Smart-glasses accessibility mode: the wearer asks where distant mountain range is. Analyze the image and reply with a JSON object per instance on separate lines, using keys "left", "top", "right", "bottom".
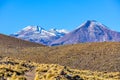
{"left": 11, "top": 20, "right": 120, "bottom": 46}
{"left": 10, "top": 26, "right": 68, "bottom": 45}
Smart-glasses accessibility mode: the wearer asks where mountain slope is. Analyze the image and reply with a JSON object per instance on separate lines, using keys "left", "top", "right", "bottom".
{"left": 51, "top": 20, "right": 120, "bottom": 46}
{"left": 11, "top": 26, "right": 68, "bottom": 46}
{"left": 0, "top": 33, "right": 44, "bottom": 48}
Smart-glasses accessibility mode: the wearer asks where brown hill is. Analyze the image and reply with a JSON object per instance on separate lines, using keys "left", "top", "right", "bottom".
{"left": 0, "top": 33, "right": 45, "bottom": 55}
{"left": 1, "top": 41, "right": 120, "bottom": 72}
{"left": 0, "top": 34, "right": 44, "bottom": 48}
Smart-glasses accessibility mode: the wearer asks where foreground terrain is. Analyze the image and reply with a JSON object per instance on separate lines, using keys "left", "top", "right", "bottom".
{"left": 0, "top": 57, "right": 119, "bottom": 80}
{"left": 0, "top": 34, "right": 120, "bottom": 79}
{"left": 1, "top": 42, "right": 120, "bottom": 72}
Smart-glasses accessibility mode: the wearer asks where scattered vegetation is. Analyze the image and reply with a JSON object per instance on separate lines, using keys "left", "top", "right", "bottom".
{"left": 0, "top": 34, "right": 120, "bottom": 79}
{"left": 1, "top": 42, "right": 120, "bottom": 72}
{"left": 0, "top": 57, "right": 34, "bottom": 80}
{"left": 0, "top": 57, "right": 120, "bottom": 80}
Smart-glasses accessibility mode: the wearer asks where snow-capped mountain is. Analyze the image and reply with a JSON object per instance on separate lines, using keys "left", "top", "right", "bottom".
{"left": 11, "top": 26, "right": 68, "bottom": 45}
{"left": 50, "top": 20, "right": 120, "bottom": 46}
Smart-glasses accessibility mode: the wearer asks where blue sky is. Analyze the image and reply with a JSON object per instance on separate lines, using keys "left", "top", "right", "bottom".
{"left": 0, "top": 0, "right": 120, "bottom": 34}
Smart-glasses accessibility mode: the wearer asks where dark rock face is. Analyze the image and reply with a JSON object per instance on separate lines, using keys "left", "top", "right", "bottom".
{"left": 51, "top": 20, "right": 120, "bottom": 46}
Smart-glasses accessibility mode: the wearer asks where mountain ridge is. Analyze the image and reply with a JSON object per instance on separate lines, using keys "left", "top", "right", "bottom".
{"left": 11, "top": 26, "right": 68, "bottom": 46}
{"left": 10, "top": 20, "right": 120, "bottom": 46}
{"left": 51, "top": 20, "right": 120, "bottom": 46}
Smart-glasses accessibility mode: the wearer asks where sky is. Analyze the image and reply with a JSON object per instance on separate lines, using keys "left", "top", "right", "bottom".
{"left": 0, "top": 0, "right": 120, "bottom": 35}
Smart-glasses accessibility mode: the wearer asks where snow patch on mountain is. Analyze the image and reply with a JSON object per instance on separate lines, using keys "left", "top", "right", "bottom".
{"left": 11, "top": 26, "right": 68, "bottom": 46}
